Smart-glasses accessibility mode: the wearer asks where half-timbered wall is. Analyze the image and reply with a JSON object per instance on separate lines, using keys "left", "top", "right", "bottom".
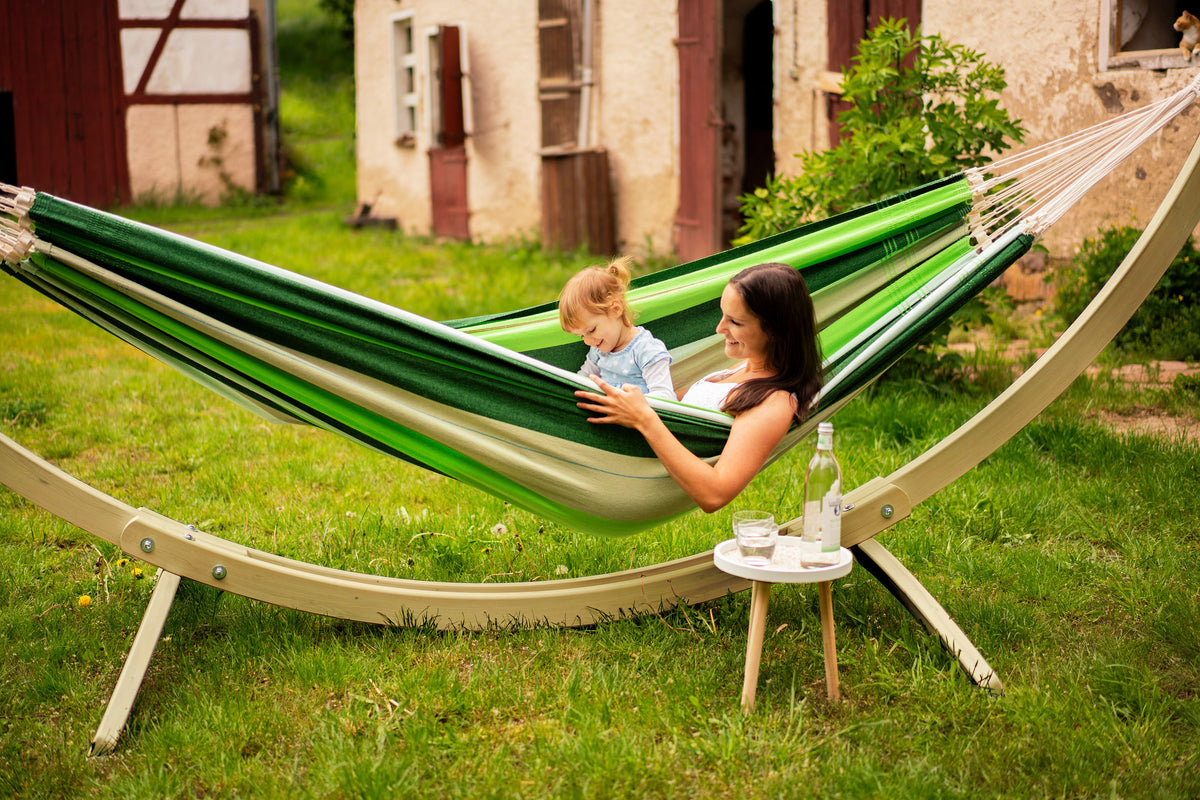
{"left": 0, "top": 0, "right": 276, "bottom": 208}
{"left": 119, "top": 0, "right": 270, "bottom": 203}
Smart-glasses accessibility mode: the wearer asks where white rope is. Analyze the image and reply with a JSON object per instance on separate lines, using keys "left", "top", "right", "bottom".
{"left": 0, "top": 183, "right": 36, "bottom": 264}
{"left": 967, "top": 74, "right": 1200, "bottom": 243}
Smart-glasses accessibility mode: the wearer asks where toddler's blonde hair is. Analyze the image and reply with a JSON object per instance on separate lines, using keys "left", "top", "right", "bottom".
{"left": 558, "top": 256, "right": 635, "bottom": 330}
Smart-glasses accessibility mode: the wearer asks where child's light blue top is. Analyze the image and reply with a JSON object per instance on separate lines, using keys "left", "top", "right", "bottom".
{"left": 579, "top": 327, "right": 674, "bottom": 399}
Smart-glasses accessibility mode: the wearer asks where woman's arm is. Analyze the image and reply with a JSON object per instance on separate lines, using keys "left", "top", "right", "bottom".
{"left": 574, "top": 378, "right": 795, "bottom": 513}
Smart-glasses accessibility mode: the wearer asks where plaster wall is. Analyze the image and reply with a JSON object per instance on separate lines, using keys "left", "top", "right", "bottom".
{"left": 771, "top": 0, "right": 829, "bottom": 177}
{"left": 126, "top": 104, "right": 257, "bottom": 203}
{"left": 591, "top": 2, "right": 680, "bottom": 255}
{"left": 354, "top": 0, "right": 1200, "bottom": 260}
{"left": 355, "top": 0, "right": 681, "bottom": 253}
{"left": 771, "top": 0, "right": 1200, "bottom": 259}
{"left": 924, "top": 0, "right": 1200, "bottom": 256}
{"left": 355, "top": 0, "right": 543, "bottom": 240}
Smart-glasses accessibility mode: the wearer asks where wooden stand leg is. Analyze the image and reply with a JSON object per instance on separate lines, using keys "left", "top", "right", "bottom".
{"left": 818, "top": 580, "right": 840, "bottom": 701}
{"left": 89, "top": 568, "right": 181, "bottom": 757}
{"left": 853, "top": 539, "right": 1003, "bottom": 692}
{"left": 740, "top": 581, "right": 771, "bottom": 714}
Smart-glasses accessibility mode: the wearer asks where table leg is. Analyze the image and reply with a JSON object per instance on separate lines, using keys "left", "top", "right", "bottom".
{"left": 740, "top": 581, "right": 771, "bottom": 713}
{"left": 818, "top": 580, "right": 839, "bottom": 701}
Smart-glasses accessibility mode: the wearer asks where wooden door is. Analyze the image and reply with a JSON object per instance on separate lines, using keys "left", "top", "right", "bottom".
{"left": 537, "top": 0, "right": 613, "bottom": 254}
{"left": 675, "top": 0, "right": 721, "bottom": 263}
{"left": 0, "top": 0, "right": 128, "bottom": 205}
{"left": 826, "top": 0, "right": 921, "bottom": 146}
{"left": 429, "top": 25, "right": 469, "bottom": 239}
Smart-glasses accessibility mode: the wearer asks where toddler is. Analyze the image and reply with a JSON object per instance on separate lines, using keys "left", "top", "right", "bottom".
{"left": 558, "top": 257, "right": 675, "bottom": 400}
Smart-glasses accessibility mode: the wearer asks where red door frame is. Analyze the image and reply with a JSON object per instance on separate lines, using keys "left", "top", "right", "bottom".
{"left": 675, "top": 0, "right": 722, "bottom": 263}
{"left": 429, "top": 25, "right": 469, "bottom": 240}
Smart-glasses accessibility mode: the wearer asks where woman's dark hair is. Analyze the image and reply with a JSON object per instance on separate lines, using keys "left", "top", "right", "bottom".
{"left": 721, "top": 262, "right": 823, "bottom": 423}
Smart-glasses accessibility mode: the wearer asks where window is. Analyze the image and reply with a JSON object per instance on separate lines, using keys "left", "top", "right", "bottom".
{"left": 1100, "top": 0, "right": 1195, "bottom": 70}
{"left": 392, "top": 13, "right": 418, "bottom": 146}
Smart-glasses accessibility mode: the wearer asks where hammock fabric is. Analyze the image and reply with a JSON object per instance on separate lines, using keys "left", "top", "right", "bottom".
{"left": 0, "top": 178, "right": 1029, "bottom": 534}
{"left": 3, "top": 76, "right": 1196, "bottom": 536}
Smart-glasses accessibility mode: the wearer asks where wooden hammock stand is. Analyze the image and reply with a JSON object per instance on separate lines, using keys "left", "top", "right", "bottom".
{"left": 3, "top": 134, "right": 1199, "bottom": 756}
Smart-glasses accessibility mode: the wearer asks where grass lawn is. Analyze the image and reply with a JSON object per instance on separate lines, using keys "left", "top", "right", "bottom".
{"left": 2, "top": 1, "right": 1198, "bottom": 797}
{"left": 3, "top": 217, "right": 1197, "bottom": 797}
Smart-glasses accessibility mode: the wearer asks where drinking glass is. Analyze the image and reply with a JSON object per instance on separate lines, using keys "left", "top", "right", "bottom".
{"left": 733, "top": 510, "right": 777, "bottom": 566}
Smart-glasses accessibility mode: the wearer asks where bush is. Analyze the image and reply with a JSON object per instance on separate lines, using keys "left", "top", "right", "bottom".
{"left": 735, "top": 18, "right": 1026, "bottom": 385}
{"left": 736, "top": 18, "right": 1026, "bottom": 240}
{"left": 1053, "top": 224, "right": 1200, "bottom": 361}
{"left": 318, "top": 0, "right": 354, "bottom": 41}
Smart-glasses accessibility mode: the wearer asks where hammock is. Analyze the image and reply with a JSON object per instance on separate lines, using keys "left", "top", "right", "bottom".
{"left": 0, "top": 180, "right": 1023, "bottom": 534}
{"left": 2, "top": 77, "right": 1198, "bottom": 538}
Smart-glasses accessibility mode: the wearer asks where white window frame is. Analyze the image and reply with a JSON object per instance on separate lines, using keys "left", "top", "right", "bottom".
{"left": 391, "top": 11, "right": 419, "bottom": 147}
{"left": 1099, "top": 0, "right": 1197, "bottom": 71}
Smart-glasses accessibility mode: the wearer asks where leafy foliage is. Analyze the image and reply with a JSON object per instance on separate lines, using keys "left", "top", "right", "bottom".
{"left": 738, "top": 18, "right": 1026, "bottom": 240}
{"left": 316, "top": 0, "right": 355, "bottom": 41}
{"left": 1053, "top": 224, "right": 1200, "bottom": 360}
{"left": 737, "top": 19, "right": 1026, "bottom": 383}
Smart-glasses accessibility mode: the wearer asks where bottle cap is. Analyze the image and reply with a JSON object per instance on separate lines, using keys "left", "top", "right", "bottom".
{"left": 817, "top": 422, "right": 833, "bottom": 435}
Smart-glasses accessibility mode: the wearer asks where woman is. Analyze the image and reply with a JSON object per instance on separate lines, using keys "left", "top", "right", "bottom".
{"left": 574, "top": 262, "right": 822, "bottom": 513}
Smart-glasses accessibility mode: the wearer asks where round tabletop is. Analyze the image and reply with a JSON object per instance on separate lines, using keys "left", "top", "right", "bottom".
{"left": 713, "top": 537, "right": 853, "bottom": 583}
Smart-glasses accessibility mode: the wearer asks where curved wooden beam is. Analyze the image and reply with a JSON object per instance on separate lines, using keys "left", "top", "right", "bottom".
{"left": 0, "top": 430, "right": 747, "bottom": 628}
{"left": 838, "top": 130, "right": 1200, "bottom": 546}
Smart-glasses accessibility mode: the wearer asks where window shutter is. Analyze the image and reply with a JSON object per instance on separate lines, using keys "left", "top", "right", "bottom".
{"left": 431, "top": 25, "right": 466, "bottom": 148}
{"left": 538, "top": 0, "right": 583, "bottom": 151}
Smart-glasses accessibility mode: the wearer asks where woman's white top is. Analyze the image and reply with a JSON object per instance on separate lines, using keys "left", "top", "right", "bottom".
{"left": 679, "top": 365, "right": 744, "bottom": 411}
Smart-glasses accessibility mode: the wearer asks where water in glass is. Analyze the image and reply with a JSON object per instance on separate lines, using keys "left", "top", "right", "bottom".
{"left": 733, "top": 511, "right": 777, "bottom": 566}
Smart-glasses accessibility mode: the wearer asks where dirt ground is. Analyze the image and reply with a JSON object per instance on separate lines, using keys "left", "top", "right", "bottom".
{"left": 954, "top": 337, "right": 1200, "bottom": 442}
{"left": 1087, "top": 360, "right": 1200, "bottom": 443}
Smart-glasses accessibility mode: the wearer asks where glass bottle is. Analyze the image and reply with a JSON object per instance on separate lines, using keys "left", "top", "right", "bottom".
{"left": 801, "top": 422, "right": 842, "bottom": 567}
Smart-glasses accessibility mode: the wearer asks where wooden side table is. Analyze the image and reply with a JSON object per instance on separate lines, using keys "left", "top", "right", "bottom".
{"left": 714, "top": 539, "right": 853, "bottom": 713}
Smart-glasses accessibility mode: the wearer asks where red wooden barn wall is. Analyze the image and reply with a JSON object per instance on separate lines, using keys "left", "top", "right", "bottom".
{"left": 0, "top": 0, "right": 129, "bottom": 206}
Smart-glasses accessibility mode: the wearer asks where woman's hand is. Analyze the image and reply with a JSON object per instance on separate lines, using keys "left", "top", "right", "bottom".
{"left": 576, "top": 377, "right": 795, "bottom": 514}
{"left": 574, "top": 376, "right": 658, "bottom": 430}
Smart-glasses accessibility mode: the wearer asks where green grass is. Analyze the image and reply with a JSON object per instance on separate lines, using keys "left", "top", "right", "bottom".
{"left": 3, "top": 1, "right": 1199, "bottom": 797}
{"left": 3, "top": 212, "right": 1199, "bottom": 799}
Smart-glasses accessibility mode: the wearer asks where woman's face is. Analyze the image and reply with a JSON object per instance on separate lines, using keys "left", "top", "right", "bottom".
{"left": 716, "top": 284, "right": 770, "bottom": 363}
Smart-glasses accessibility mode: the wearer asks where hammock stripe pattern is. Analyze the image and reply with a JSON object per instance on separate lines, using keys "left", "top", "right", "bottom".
{"left": 1, "top": 177, "right": 1031, "bottom": 535}
{"left": 4, "top": 76, "right": 1196, "bottom": 535}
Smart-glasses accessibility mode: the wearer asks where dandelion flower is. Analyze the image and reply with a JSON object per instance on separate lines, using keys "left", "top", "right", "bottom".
{"left": 78, "top": 595, "right": 92, "bottom": 607}
{"left": 491, "top": 523, "right": 508, "bottom": 536}
{"left": 131, "top": 567, "right": 144, "bottom": 579}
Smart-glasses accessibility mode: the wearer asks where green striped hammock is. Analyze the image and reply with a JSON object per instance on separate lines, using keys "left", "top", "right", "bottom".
{"left": 2, "top": 77, "right": 1195, "bottom": 536}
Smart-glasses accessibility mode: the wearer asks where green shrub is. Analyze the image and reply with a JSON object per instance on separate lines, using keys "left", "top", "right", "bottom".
{"left": 736, "top": 18, "right": 1025, "bottom": 240}
{"left": 734, "top": 19, "right": 1026, "bottom": 386}
{"left": 1053, "top": 224, "right": 1200, "bottom": 361}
